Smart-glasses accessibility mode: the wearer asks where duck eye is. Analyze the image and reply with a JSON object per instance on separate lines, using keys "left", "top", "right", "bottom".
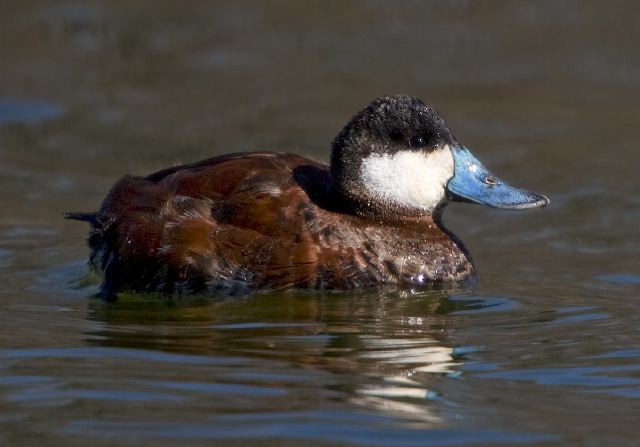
{"left": 409, "top": 135, "right": 427, "bottom": 148}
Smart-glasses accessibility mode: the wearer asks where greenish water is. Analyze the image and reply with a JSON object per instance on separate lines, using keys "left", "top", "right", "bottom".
{"left": 1, "top": 1, "right": 639, "bottom": 446}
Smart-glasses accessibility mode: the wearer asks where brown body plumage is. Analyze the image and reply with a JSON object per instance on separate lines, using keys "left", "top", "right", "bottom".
{"left": 78, "top": 152, "right": 472, "bottom": 296}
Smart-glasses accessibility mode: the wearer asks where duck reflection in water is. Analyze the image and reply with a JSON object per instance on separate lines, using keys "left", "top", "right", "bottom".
{"left": 86, "top": 289, "right": 479, "bottom": 424}
{"left": 68, "top": 95, "right": 548, "bottom": 298}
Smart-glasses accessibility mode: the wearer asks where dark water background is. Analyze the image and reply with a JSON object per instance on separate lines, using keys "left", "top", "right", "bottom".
{"left": 1, "top": 1, "right": 639, "bottom": 446}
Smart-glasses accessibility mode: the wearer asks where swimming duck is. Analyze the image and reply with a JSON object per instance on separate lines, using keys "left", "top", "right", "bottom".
{"left": 67, "top": 95, "right": 548, "bottom": 297}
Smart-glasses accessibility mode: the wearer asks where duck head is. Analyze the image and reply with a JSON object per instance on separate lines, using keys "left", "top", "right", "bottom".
{"left": 330, "top": 95, "right": 549, "bottom": 218}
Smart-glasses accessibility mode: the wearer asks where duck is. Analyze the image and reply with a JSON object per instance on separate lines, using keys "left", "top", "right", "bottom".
{"left": 67, "top": 95, "right": 548, "bottom": 298}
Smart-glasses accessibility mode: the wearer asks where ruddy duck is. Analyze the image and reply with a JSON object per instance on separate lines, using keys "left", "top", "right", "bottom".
{"left": 67, "top": 95, "right": 548, "bottom": 297}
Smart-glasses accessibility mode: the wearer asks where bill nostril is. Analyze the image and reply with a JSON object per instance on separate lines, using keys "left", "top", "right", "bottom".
{"left": 484, "top": 176, "right": 498, "bottom": 185}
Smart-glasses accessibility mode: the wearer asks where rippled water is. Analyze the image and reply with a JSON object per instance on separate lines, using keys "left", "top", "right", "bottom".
{"left": 1, "top": 1, "right": 639, "bottom": 446}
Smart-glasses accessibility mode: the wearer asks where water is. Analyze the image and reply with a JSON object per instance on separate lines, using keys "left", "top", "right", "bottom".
{"left": 1, "top": 1, "right": 639, "bottom": 446}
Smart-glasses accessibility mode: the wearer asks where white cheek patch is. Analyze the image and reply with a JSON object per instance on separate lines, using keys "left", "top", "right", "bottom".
{"left": 360, "top": 146, "right": 455, "bottom": 210}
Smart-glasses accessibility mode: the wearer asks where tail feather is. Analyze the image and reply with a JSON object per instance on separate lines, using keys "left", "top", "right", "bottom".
{"left": 64, "top": 212, "right": 98, "bottom": 225}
